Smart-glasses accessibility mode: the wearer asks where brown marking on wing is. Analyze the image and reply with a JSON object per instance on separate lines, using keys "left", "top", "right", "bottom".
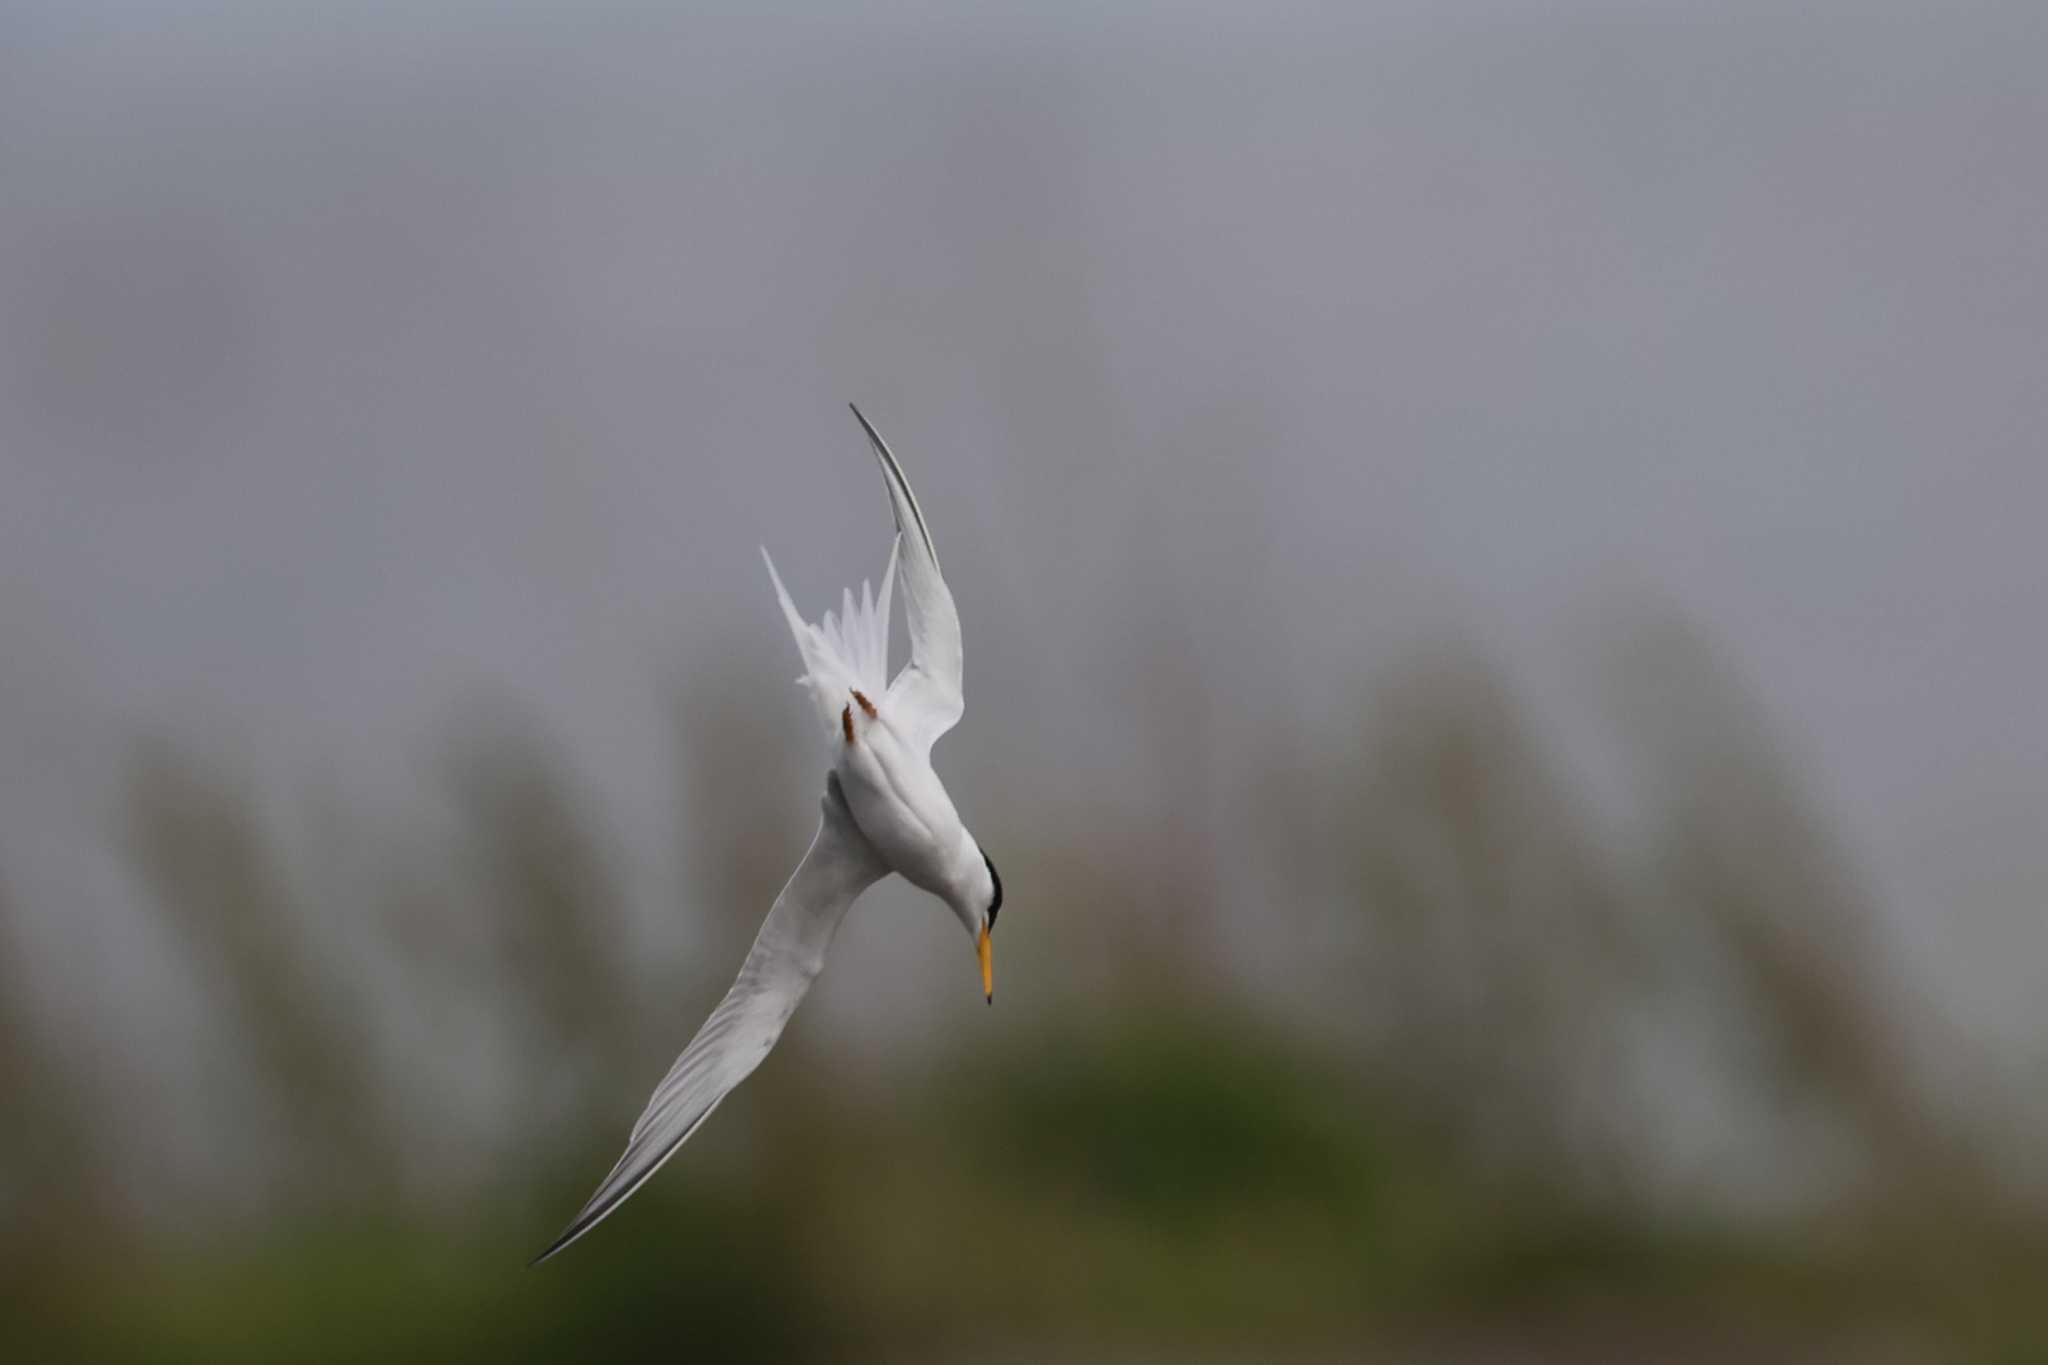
{"left": 851, "top": 689, "right": 877, "bottom": 719}
{"left": 841, "top": 703, "right": 854, "bottom": 744}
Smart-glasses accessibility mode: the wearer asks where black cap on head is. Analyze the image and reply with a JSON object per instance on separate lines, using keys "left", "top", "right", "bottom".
{"left": 982, "top": 849, "right": 1003, "bottom": 929}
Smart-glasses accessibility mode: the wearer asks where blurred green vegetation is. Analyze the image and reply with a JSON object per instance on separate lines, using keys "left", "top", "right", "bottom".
{"left": 2, "top": 627, "right": 2044, "bottom": 1362}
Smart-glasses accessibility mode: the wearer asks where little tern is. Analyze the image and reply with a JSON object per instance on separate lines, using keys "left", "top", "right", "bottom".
{"left": 533, "top": 405, "right": 1002, "bottom": 1263}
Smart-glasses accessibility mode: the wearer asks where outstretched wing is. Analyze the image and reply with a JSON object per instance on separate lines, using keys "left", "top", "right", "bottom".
{"left": 849, "top": 404, "right": 965, "bottom": 754}
{"left": 532, "top": 774, "right": 887, "bottom": 1263}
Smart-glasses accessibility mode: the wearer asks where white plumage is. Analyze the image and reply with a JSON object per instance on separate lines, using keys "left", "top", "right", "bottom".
{"left": 762, "top": 536, "right": 897, "bottom": 735}
{"left": 534, "top": 405, "right": 1002, "bottom": 1263}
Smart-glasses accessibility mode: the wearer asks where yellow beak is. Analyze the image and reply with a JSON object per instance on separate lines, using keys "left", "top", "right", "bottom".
{"left": 976, "top": 922, "right": 993, "bottom": 1004}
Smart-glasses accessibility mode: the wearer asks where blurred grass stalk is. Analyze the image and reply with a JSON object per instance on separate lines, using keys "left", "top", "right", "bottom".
{"left": 1, "top": 620, "right": 2041, "bottom": 1362}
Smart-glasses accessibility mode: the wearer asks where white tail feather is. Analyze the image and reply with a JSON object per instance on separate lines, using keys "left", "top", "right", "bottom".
{"left": 761, "top": 537, "right": 899, "bottom": 737}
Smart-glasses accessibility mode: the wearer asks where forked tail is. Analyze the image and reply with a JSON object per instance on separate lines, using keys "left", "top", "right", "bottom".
{"left": 761, "top": 537, "right": 899, "bottom": 738}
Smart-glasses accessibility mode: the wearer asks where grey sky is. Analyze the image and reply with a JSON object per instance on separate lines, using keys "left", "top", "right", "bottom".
{"left": 2, "top": 1, "right": 2044, "bottom": 1074}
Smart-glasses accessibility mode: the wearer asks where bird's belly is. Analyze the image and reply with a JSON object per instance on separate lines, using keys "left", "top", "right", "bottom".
{"left": 834, "top": 730, "right": 962, "bottom": 896}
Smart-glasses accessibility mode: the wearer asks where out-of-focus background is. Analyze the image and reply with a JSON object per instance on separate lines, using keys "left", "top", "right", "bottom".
{"left": 4, "top": 2, "right": 2046, "bottom": 1360}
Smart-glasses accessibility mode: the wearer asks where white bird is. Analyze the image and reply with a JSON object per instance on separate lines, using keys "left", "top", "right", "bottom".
{"left": 533, "top": 404, "right": 1003, "bottom": 1263}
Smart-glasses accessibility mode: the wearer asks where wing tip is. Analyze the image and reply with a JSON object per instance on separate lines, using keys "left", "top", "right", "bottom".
{"left": 846, "top": 401, "right": 885, "bottom": 460}
{"left": 528, "top": 1176, "right": 632, "bottom": 1267}
{"left": 844, "top": 403, "right": 937, "bottom": 565}
{"left": 529, "top": 1217, "right": 590, "bottom": 1267}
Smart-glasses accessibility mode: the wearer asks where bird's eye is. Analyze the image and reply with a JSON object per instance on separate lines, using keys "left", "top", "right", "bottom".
{"left": 982, "top": 850, "right": 1003, "bottom": 928}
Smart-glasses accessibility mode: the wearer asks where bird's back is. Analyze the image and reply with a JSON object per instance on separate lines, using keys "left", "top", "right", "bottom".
{"left": 835, "top": 694, "right": 974, "bottom": 900}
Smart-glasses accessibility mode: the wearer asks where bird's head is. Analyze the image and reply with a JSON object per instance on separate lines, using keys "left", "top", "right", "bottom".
{"left": 953, "top": 847, "right": 1002, "bottom": 1005}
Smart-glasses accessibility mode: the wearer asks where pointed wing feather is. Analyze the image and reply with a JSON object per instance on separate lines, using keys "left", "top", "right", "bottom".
{"left": 532, "top": 774, "right": 886, "bottom": 1263}
{"left": 848, "top": 404, "right": 965, "bottom": 751}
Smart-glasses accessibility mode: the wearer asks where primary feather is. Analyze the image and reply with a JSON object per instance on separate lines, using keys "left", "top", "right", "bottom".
{"left": 848, "top": 404, "right": 965, "bottom": 753}
{"left": 532, "top": 773, "right": 886, "bottom": 1263}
